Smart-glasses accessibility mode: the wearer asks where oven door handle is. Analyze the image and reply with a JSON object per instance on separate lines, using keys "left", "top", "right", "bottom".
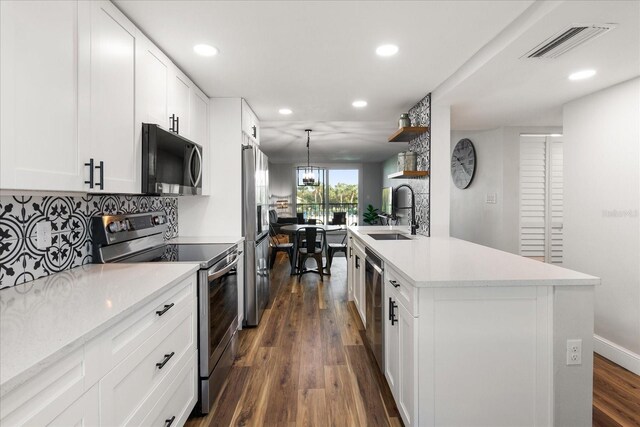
{"left": 207, "top": 255, "right": 239, "bottom": 281}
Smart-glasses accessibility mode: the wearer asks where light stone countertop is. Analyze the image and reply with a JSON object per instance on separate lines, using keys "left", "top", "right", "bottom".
{"left": 0, "top": 263, "right": 200, "bottom": 396}
{"left": 169, "top": 235, "right": 244, "bottom": 245}
{"left": 349, "top": 226, "right": 599, "bottom": 287}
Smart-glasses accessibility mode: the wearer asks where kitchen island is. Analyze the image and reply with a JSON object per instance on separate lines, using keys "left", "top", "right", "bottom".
{"left": 347, "top": 226, "right": 599, "bottom": 427}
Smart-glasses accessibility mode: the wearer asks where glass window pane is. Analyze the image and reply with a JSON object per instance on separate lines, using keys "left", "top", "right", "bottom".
{"left": 328, "top": 169, "right": 358, "bottom": 225}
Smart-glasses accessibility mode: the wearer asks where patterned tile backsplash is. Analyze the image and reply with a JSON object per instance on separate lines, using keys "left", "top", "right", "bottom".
{"left": 408, "top": 93, "right": 431, "bottom": 236}
{"left": 0, "top": 194, "right": 178, "bottom": 289}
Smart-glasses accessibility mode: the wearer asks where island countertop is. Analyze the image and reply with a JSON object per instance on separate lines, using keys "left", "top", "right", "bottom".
{"left": 0, "top": 263, "right": 200, "bottom": 396}
{"left": 348, "top": 226, "right": 599, "bottom": 287}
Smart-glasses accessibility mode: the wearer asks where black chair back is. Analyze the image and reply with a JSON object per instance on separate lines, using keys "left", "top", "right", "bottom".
{"left": 268, "top": 209, "right": 278, "bottom": 225}
{"left": 296, "top": 212, "right": 305, "bottom": 224}
{"left": 307, "top": 219, "right": 317, "bottom": 225}
{"left": 297, "top": 227, "right": 325, "bottom": 254}
{"left": 331, "top": 212, "right": 346, "bottom": 225}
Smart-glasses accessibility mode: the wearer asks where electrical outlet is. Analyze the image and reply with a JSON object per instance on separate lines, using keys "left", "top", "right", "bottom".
{"left": 36, "top": 221, "right": 52, "bottom": 250}
{"left": 566, "top": 339, "right": 582, "bottom": 365}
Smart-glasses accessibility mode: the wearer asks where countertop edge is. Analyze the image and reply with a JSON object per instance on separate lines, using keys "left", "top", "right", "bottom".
{"left": 0, "top": 264, "right": 200, "bottom": 396}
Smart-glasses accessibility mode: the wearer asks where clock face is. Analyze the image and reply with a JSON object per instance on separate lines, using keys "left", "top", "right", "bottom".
{"left": 451, "top": 138, "right": 476, "bottom": 189}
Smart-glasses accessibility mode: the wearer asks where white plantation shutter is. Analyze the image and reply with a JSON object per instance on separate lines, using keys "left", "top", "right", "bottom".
{"left": 549, "top": 139, "right": 563, "bottom": 264}
{"left": 519, "top": 136, "right": 563, "bottom": 264}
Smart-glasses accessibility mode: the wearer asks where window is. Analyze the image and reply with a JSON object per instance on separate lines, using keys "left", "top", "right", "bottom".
{"left": 296, "top": 169, "right": 358, "bottom": 224}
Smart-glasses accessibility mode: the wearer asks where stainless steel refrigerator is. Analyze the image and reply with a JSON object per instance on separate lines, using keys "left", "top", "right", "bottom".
{"left": 242, "top": 144, "right": 270, "bottom": 327}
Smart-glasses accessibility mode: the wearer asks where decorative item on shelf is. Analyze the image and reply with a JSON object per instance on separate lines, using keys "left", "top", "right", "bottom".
{"left": 296, "top": 129, "right": 325, "bottom": 187}
{"left": 398, "top": 113, "right": 411, "bottom": 128}
{"left": 404, "top": 151, "right": 417, "bottom": 171}
{"left": 397, "top": 152, "right": 406, "bottom": 172}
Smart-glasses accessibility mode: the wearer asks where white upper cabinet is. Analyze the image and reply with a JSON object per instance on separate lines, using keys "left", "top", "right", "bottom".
{"left": 0, "top": 0, "right": 85, "bottom": 191}
{"left": 79, "top": 0, "right": 139, "bottom": 194}
{"left": 136, "top": 33, "right": 171, "bottom": 129}
{"left": 0, "top": 0, "right": 209, "bottom": 195}
{"left": 241, "top": 99, "right": 259, "bottom": 144}
{"left": 168, "top": 68, "right": 192, "bottom": 138}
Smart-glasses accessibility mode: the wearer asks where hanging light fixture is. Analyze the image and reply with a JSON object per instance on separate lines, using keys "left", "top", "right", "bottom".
{"left": 297, "top": 129, "right": 325, "bottom": 187}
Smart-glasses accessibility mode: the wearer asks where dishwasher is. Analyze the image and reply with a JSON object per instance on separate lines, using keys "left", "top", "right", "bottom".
{"left": 365, "top": 248, "right": 384, "bottom": 371}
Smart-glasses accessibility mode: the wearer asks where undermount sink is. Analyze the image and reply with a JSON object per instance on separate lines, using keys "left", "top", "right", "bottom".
{"left": 368, "top": 233, "right": 411, "bottom": 241}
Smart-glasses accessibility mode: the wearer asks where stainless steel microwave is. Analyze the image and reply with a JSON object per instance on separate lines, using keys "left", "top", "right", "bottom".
{"left": 142, "top": 123, "right": 203, "bottom": 195}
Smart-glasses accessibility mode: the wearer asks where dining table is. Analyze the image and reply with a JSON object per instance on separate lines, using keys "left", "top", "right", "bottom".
{"left": 278, "top": 224, "right": 347, "bottom": 275}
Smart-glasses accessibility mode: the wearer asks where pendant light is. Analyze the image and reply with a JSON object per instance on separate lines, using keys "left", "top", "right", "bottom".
{"left": 297, "top": 129, "right": 325, "bottom": 187}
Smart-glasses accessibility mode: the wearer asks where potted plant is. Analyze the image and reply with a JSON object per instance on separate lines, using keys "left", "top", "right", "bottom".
{"left": 363, "top": 204, "right": 379, "bottom": 225}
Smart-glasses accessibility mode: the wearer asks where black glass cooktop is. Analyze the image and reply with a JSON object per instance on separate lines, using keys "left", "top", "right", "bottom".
{"left": 119, "top": 243, "right": 236, "bottom": 269}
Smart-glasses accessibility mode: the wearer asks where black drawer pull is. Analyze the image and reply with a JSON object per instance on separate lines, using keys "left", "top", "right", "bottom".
{"left": 156, "top": 352, "right": 175, "bottom": 369}
{"left": 389, "top": 279, "right": 400, "bottom": 288}
{"left": 156, "top": 303, "right": 174, "bottom": 316}
{"left": 164, "top": 416, "right": 176, "bottom": 427}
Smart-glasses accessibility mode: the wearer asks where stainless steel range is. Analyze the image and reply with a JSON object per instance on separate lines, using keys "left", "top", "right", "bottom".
{"left": 92, "top": 211, "right": 240, "bottom": 414}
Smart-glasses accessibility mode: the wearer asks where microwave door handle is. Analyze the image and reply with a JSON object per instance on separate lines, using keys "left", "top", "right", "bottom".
{"left": 193, "top": 147, "right": 203, "bottom": 187}
{"left": 188, "top": 146, "right": 197, "bottom": 187}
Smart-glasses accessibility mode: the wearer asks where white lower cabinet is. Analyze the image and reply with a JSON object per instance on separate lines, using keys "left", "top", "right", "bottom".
{"left": 384, "top": 274, "right": 417, "bottom": 427}
{"left": 0, "top": 274, "right": 198, "bottom": 427}
{"left": 351, "top": 240, "right": 366, "bottom": 326}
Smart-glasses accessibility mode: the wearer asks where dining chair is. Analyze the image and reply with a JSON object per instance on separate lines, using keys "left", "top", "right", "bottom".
{"left": 295, "top": 227, "right": 326, "bottom": 280}
{"left": 269, "top": 223, "right": 294, "bottom": 269}
{"left": 326, "top": 232, "right": 347, "bottom": 273}
{"left": 329, "top": 211, "right": 346, "bottom": 225}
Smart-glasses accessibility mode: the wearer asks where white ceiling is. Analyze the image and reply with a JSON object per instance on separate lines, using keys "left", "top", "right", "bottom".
{"left": 435, "top": 0, "right": 640, "bottom": 130}
{"left": 115, "top": 1, "right": 640, "bottom": 162}
{"left": 115, "top": 0, "right": 533, "bottom": 162}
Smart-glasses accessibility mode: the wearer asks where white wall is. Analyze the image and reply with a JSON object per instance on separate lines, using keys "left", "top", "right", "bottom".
{"left": 360, "top": 162, "right": 382, "bottom": 225}
{"left": 563, "top": 77, "right": 640, "bottom": 374}
{"left": 179, "top": 98, "right": 243, "bottom": 237}
{"left": 450, "top": 126, "right": 561, "bottom": 254}
{"left": 269, "top": 162, "right": 295, "bottom": 216}
{"left": 431, "top": 104, "right": 451, "bottom": 237}
{"left": 382, "top": 154, "right": 409, "bottom": 225}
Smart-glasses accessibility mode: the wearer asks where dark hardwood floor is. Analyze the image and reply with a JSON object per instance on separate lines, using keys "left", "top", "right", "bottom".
{"left": 593, "top": 353, "right": 640, "bottom": 427}
{"left": 187, "top": 254, "right": 401, "bottom": 427}
{"left": 187, "top": 253, "right": 640, "bottom": 427}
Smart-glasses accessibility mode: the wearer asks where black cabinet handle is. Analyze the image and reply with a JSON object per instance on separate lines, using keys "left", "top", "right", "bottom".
{"left": 389, "top": 298, "right": 398, "bottom": 325}
{"left": 175, "top": 116, "right": 179, "bottom": 134}
{"left": 169, "top": 114, "right": 176, "bottom": 132}
{"left": 355, "top": 255, "right": 359, "bottom": 269}
{"left": 164, "top": 416, "right": 176, "bottom": 427}
{"left": 389, "top": 279, "right": 400, "bottom": 288}
{"left": 156, "top": 352, "right": 175, "bottom": 369}
{"left": 84, "top": 158, "right": 94, "bottom": 188}
{"left": 156, "top": 303, "right": 174, "bottom": 316}
{"left": 252, "top": 125, "right": 257, "bottom": 139}
{"left": 95, "top": 161, "right": 104, "bottom": 190}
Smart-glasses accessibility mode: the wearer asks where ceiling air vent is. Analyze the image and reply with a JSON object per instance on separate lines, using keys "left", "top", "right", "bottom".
{"left": 522, "top": 24, "right": 616, "bottom": 59}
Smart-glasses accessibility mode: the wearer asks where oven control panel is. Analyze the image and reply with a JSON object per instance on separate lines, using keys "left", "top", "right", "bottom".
{"left": 105, "top": 213, "right": 167, "bottom": 234}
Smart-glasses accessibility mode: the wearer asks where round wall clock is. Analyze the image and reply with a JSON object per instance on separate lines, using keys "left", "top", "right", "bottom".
{"left": 451, "top": 138, "right": 476, "bottom": 189}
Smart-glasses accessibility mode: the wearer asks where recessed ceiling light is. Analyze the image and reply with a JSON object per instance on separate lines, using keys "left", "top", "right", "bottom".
{"left": 193, "top": 44, "right": 219, "bottom": 57}
{"left": 376, "top": 44, "right": 399, "bottom": 57}
{"left": 568, "top": 69, "right": 596, "bottom": 81}
{"left": 279, "top": 108, "right": 292, "bottom": 115}
{"left": 352, "top": 100, "right": 367, "bottom": 108}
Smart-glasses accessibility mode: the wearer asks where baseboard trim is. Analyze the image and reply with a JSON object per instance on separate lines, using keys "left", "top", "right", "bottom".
{"left": 594, "top": 334, "right": 640, "bottom": 375}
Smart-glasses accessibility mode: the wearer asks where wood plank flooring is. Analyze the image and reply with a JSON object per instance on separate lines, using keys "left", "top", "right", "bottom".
{"left": 187, "top": 254, "right": 401, "bottom": 427}
{"left": 593, "top": 353, "right": 640, "bottom": 427}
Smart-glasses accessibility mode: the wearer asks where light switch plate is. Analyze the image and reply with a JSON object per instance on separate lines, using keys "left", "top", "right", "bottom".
{"left": 36, "top": 221, "right": 52, "bottom": 249}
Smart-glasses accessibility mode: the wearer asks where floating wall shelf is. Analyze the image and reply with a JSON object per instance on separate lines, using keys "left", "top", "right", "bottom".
{"left": 388, "top": 126, "right": 429, "bottom": 142}
{"left": 387, "top": 171, "right": 430, "bottom": 179}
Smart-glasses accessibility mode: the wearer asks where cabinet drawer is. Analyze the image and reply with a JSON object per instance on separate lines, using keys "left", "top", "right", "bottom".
{"left": 99, "top": 302, "right": 196, "bottom": 426}
{"left": 0, "top": 347, "right": 91, "bottom": 426}
{"left": 386, "top": 266, "right": 418, "bottom": 317}
{"left": 141, "top": 352, "right": 197, "bottom": 427}
{"left": 87, "top": 275, "right": 195, "bottom": 378}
